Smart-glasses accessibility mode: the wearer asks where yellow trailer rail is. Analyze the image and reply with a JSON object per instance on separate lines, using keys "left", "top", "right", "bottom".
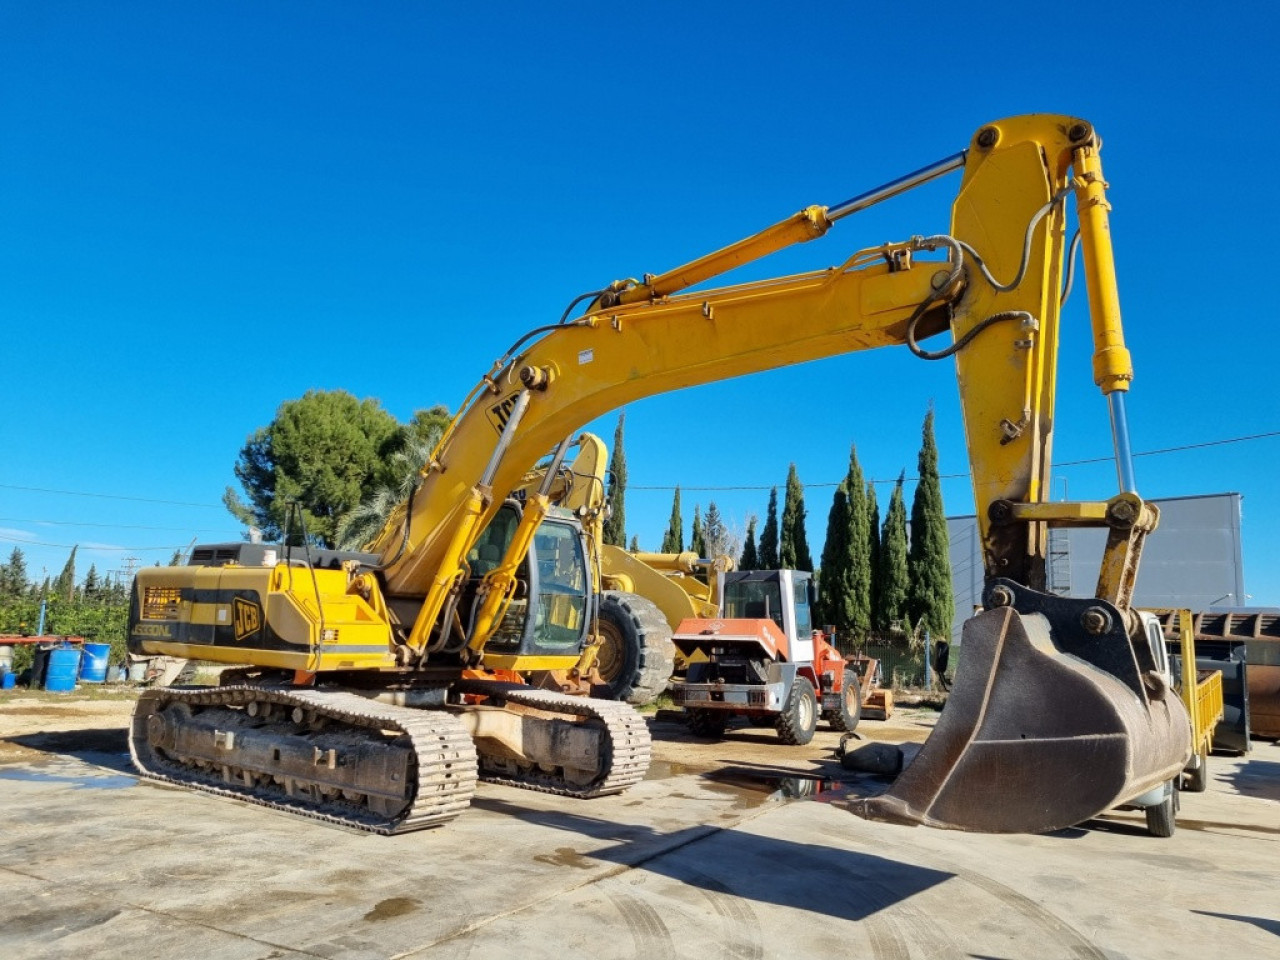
{"left": 1148, "top": 609, "right": 1224, "bottom": 793}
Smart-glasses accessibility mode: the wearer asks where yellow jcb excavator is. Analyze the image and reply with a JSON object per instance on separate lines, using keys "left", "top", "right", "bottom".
{"left": 128, "top": 113, "right": 1191, "bottom": 835}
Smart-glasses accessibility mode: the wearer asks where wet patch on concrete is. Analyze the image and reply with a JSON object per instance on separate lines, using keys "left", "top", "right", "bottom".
{"left": 701, "top": 768, "right": 859, "bottom": 805}
{"left": 363, "top": 897, "right": 421, "bottom": 922}
{"left": 0, "top": 765, "right": 137, "bottom": 790}
{"left": 534, "top": 847, "right": 597, "bottom": 870}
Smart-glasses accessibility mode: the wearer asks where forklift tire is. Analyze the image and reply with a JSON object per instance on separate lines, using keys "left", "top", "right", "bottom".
{"left": 776, "top": 677, "right": 818, "bottom": 746}
{"left": 826, "top": 675, "right": 862, "bottom": 733}
{"left": 1145, "top": 783, "right": 1179, "bottom": 838}
{"left": 594, "top": 591, "right": 675, "bottom": 706}
{"left": 1183, "top": 744, "right": 1209, "bottom": 793}
{"left": 687, "top": 709, "right": 728, "bottom": 739}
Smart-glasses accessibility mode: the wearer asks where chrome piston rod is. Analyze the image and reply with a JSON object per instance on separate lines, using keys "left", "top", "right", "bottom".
{"left": 827, "top": 151, "right": 967, "bottom": 222}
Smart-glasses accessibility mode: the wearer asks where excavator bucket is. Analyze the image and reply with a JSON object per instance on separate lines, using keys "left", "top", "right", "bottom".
{"left": 855, "top": 603, "right": 1191, "bottom": 833}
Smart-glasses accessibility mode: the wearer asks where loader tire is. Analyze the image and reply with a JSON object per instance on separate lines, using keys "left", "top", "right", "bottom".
{"left": 594, "top": 591, "right": 675, "bottom": 706}
{"left": 776, "top": 677, "right": 818, "bottom": 746}
{"left": 687, "top": 709, "right": 728, "bottom": 739}
{"left": 1145, "top": 782, "right": 1179, "bottom": 838}
{"left": 826, "top": 675, "right": 862, "bottom": 733}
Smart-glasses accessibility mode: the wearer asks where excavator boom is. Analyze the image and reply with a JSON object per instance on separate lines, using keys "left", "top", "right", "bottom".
{"left": 363, "top": 113, "right": 1184, "bottom": 832}
{"left": 130, "top": 114, "right": 1190, "bottom": 835}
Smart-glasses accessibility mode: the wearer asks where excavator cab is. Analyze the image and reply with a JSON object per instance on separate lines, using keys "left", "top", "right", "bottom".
{"left": 463, "top": 503, "right": 596, "bottom": 658}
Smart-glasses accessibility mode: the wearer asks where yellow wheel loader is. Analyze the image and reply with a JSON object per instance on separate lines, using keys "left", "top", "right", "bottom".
{"left": 129, "top": 114, "right": 1190, "bottom": 835}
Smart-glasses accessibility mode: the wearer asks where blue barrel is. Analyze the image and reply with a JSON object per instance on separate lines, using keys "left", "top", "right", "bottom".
{"left": 79, "top": 642, "right": 111, "bottom": 683}
{"left": 44, "top": 644, "right": 81, "bottom": 693}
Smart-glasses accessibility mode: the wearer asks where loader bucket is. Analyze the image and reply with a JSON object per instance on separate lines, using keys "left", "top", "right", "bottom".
{"left": 854, "top": 604, "right": 1191, "bottom": 833}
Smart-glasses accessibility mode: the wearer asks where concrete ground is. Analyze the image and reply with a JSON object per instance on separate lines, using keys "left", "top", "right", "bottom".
{"left": 0, "top": 693, "right": 1277, "bottom": 960}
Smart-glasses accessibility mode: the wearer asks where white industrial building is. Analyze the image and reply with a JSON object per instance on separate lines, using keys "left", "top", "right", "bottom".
{"left": 947, "top": 492, "right": 1246, "bottom": 643}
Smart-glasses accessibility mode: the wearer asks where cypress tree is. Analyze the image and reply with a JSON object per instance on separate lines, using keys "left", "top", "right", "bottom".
{"left": 879, "top": 472, "right": 910, "bottom": 634}
{"left": 758, "top": 488, "right": 780, "bottom": 569}
{"left": 844, "top": 446, "right": 872, "bottom": 640}
{"left": 601, "top": 413, "right": 628, "bottom": 547}
{"left": 818, "top": 482, "right": 852, "bottom": 632}
{"left": 908, "top": 409, "right": 953, "bottom": 639}
{"left": 780, "top": 464, "right": 813, "bottom": 572}
{"left": 690, "top": 505, "right": 706, "bottom": 557}
{"left": 739, "top": 516, "right": 759, "bottom": 570}
{"left": 866, "top": 480, "right": 882, "bottom": 636}
{"left": 53, "top": 546, "right": 78, "bottom": 602}
{"left": 628, "top": 534, "right": 640, "bottom": 552}
{"left": 661, "top": 487, "right": 684, "bottom": 553}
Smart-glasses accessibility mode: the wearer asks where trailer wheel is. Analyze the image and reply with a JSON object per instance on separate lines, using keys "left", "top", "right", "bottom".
{"left": 1145, "top": 782, "right": 1179, "bottom": 838}
{"left": 594, "top": 591, "right": 675, "bottom": 705}
{"left": 826, "top": 675, "right": 862, "bottom": 732}
{"left": 776, "top": 677, "right": 818, "bottom": 745}
{"left": 687, "top": 709, "right": 728, "bottom": 739}
{"left": 1184, "top": 744, "right": 1209, "bottom": 793}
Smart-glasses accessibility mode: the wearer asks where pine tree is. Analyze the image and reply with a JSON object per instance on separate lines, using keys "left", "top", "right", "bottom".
{"left": 82, "top": 564, "right": 101, "bottom": 600}
{"left": 879, "top": 472, "right": 910, "bottom": 634}
{"left": 628, "top": 535, "right": 640, "bottom": 552}
{"left": 780, "top": 464, "right": 813, "bottom": 571}
{"left": 661, "top": 487, "right": 684, "bottom": 553}
{"left": 53, "top": 546, "right": 78, "bottom": 602}
{"left": 169, "top": 549, "right": 184, "bottom": 566}
{"left": 739, "top": 516, "right": 759, "bottom": 570}
{"left": 0, "top": 547, "right": 28, "bottom": 597}
{"left": 866, "top": 480, "right": 882, "bottom": 636}
{"left": 601, "top": 413, "right": 628, "bottom": 547}
{"left": 690, "top": 505, "right": 706, "bottom": 557}
{"left": 759, "top": 488, "right": 780, "bottom": 569}
{"left": 702, "top": 501, "right": 734, "bottom": 559}
{"left": 818, "top": 482, "right": 852, "bottom": 631}
{"left": 908, "top": 409, "right": 953, "bottom": 639}
{"left": 844, "top": 447, "right": 872, "bottom": 640}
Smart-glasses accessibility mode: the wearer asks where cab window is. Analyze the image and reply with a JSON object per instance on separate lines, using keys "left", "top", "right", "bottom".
{"left": 723, "top": 579, "right": 784, "bottom": 628}
{"left": 468, "top": 506, "right": 519, "bottom": 575}
{"left": 793, "top": 579, "right": 812, "bottom": 637}
{"left": 532, "top": 522, "right": 588, "bottom": 649}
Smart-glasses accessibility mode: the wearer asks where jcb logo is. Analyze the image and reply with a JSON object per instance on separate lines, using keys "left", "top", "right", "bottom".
{"left": 486, "top": 393, "right": 523, "bottom": 435}
{"left": 232, "top": 597, "right": 262, "bottom": 642}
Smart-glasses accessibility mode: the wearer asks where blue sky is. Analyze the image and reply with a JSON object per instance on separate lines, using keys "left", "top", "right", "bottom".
{"left": 2, "top": 2, "right": 1277, "bottom": 607}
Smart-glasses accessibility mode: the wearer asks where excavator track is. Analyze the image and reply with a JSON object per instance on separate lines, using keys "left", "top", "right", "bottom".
{"left": 130, "top": 686, "right": 478, "bottom": 835}
{"left": 455, "top": 682, "right": 651, "bottom": 798}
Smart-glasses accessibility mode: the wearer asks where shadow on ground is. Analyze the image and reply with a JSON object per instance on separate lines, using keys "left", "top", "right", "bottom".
{"left": 469, "top": 794, "right": 953, "bottom": 922}
{"left": 1222, "top": 758, "right": 1280, "bottom": 802}
{"left": 4, "top": 728, "right": 132, "bottom": 771}
{"left": 1192, "top": 910, "right": 1280, "bottom": 938}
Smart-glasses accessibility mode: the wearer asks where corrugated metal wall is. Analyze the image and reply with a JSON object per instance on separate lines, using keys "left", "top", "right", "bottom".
{"left": 946, "top": 493, "right": 1245, "bottom": 643}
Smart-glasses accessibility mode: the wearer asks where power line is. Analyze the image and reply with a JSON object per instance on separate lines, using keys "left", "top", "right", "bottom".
{"left": 0, "top": 534, "right": 189, "bottom": 552}
{"left": 2, "top": 428, "right": 1278, "bottom": 503}
{"left": 630, "top": 429, "right": 1280, "bottom": 492}
{"left": 0, "top": 517, "right": 239, "bottom": 533}
{"left": 0, "top": 483, "right": 225, "bottom": 508}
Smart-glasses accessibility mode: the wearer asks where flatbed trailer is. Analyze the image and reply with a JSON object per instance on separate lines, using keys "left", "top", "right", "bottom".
{"left": 1148, "top": 609, "right": 1224, "bottom": 793}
